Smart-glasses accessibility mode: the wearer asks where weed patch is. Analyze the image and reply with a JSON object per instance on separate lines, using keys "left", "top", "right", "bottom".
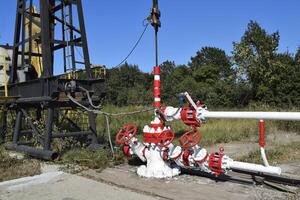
{"left": 60, "top": 147, "right": 125, "bottom": 172}
{"left": 239, "top": 142, "right": 300, "bottom": 165}
{"left": 0, "top": 146, "right": 41, "bottom": 181}
{"left": 97, "top": 105, "right": 285, "bottom": 147}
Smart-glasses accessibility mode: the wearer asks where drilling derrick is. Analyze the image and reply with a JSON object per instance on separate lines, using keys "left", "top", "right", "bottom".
{"left": 0, "top": 0, "right": 106, "bottom": 159}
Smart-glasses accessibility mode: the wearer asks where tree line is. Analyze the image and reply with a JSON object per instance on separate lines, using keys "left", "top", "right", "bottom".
{"left": 105, "top": 21, "right": 300, "bottom": 108}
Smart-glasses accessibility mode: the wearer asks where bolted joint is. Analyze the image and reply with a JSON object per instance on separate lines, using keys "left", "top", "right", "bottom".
{"left": 147, "top": 7, "right": 161, "bottom": 30}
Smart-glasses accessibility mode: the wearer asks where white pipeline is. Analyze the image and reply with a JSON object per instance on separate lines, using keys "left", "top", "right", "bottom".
{"left": 203, "top": 112, "right": 300, "bottom": 121}
{"left": 260, "top": 147, "right": 269, "bottom": 167}
{"left": 227, "top": 160, "right": 281, "bottom": 175}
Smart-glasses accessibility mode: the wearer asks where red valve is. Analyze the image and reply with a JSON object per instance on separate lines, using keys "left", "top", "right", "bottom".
{"left": 178, "top": 128, "right": 202, "bottom": 149}
{"left": 208, "top": 147, "right": 225, "bottom": 176}
{"left": 116, "top": 124, "right": 138, "bottom": 145}
{"left": 157, "top": 129, "right": 175, "bottom": 147}
{"left": 180, "top": 107, "right": 201, "bottom": 127}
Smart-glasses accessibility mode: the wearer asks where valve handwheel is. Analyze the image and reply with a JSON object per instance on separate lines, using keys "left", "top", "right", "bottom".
{"left": 178, "top": 128, "right": 202, "bottom": 149}
{"left": 116, "top": 124, "right": 138, "bottom": 145}
{"left": 157, "top": 129, "right": 175, "bottom": 147}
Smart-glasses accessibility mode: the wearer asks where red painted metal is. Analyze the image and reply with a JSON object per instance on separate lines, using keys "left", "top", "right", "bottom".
{"left": 154, "top": 88, "right": 161, "bottom": 96}
{"left": 180, "top": 107, "right": 201, "bottom": 127}
{"left": 182, "top": 149, "right": 191, "bottom": 166}
{"left": 157, "top": 129, "right": 175, "bottom": 147}
{"left": 149, "top": 123, "right": 165, "bottom": 130}
{"left": 178, "top": 128, "right": 202, "bottom": 149}
{"left": 153, "top": 80, "right": 161, "bottom": 87}
{"left": 116, "top": 124, "right": 138, "bottom": 145}
{"left": 153, "top": 66, "right": 161, "bottom": 108}
{"left": 259, "top": 119, "right": 265, "bottom": 147}
{"left": 122, "top": 145, "right": 131, "bottom": 157}
{"left": 154, "top": 66, "right": 160, "bottom": 74}
{"left": 143, "top": 129, "right": 174, "bottom": 147}
{"left": 208, "top": 148, "right": 224, "bottom": 176}
{"left": 143, "top": 132, "right": 161, "bottom": 143}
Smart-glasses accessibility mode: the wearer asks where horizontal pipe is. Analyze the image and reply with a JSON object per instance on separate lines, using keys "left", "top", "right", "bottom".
{"left": 203, "top": 112, "right": 300, "bottom": 121}
{"left": 5, "top": 144, "right": 58, "bottom": 160}
{"left": 20, "top": 130, "right": 33, "bottom": 134}
{"left": 52, "top": 131, "right": 92, "bottom": 138}
{"left": 17, "top": 141, "right": 34, "bottom": 145}
{"left": 228, "top": 160, "right": 281, "bottom": 175}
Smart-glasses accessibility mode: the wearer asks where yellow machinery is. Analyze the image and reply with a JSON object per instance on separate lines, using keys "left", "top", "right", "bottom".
{"left": 25, "top": 6, "right": 43, "bottom": 77}
{"left": 1, "top": 55, "right": 8, "bottom": 97}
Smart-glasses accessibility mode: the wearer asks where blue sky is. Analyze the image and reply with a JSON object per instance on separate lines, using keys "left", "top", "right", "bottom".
{"left": 0, "top": 0, "right": 300, "bottom": 73}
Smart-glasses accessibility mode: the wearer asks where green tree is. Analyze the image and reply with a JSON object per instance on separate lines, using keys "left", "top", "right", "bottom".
{"left": 160, "top": 60, "right": 175, "bottom": 79}
{"left": 233, "top": 21, "right": 280, "bottom": 103}
{"left": 295, "top": 47, "right": 300, "bottom": 63}
{"left": 233, "top": 21, "right": 300, "bottom": 106}
{"left": 189, "top": 47, "right": 235, "bottom": 107}
{"left": 189, "top": 47, "right": 233, "bottom": 79}
{"left": 106, "top": 63, "right": 151, "bottom": 106}
{"left": 292, "top": 47, "right": 300, "bottom": 105}
{"left": 160, "top": 61, "right": 176, "bottom": 105}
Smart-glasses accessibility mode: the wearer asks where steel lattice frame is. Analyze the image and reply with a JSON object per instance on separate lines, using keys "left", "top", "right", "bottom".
{"left": 1, "top": 0, "right": 106, "bottom": 159}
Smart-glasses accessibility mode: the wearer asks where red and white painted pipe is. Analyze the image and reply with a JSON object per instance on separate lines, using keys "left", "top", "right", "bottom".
{"left": 259, "top": 119, "right": 269, "bottom": 167}
{"left": 153, "top": 66, "right": 161, "bottom": 109}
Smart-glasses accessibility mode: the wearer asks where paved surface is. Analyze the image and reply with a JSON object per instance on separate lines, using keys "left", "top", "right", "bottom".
{"left": 0, "top": 171, "right": 158, "bottom": 200}
{"left": 81, "top": 164, "right": 297, "bottom": 200}
{"left": 1, "top": 162, "right": 297, "bottom": 200}
{"left": 0, "top": 164, "right": 158, "bottom": 200}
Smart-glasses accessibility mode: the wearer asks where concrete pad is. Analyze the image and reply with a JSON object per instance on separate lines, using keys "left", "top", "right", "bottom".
{"left": 0, "top": 171, "right": 158, "bottom": 200}
{"left": 80, "top": 164, "right": 289, "bottom": 200}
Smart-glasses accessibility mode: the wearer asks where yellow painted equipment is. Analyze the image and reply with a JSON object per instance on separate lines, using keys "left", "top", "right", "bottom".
{"left": 1, "top": 55, "right": 8, "bottom": 97}
{"left": 25, "top": 6, "right": 43, "bottom": 77}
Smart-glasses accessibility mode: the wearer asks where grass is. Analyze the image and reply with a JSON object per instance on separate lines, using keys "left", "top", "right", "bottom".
{"left": 96, "top": 105, "right": 153, "bottom": 139}
{"left": 0, "top": 146, "right": 41, "bottom": 181}
{"left": 61, "top": 148, "right": 109, "bottom": 170}
{"left": 58, "top": 146, "right": 125, "bottom": 173}
{"left": 171, "top": 119, "right": 266, "bottom": 146}
{"left": 0, "top": 105, "right": 299, "bottom": 179}
{"left": 239, "top": 142, "right": 300, "bottom": 165}
{"left": 96, "top": 105, "right": 286, "bottom": 147}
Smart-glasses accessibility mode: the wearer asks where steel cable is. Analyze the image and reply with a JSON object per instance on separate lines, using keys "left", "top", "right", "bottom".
{"left": 75, "top": 21, "right": 149, "bottom": 69}
{"left": 67, "top": 94, "right": 154, "bottom": 158}
{"left": 114, "top": 22, "right": 149, "bottom": 68}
